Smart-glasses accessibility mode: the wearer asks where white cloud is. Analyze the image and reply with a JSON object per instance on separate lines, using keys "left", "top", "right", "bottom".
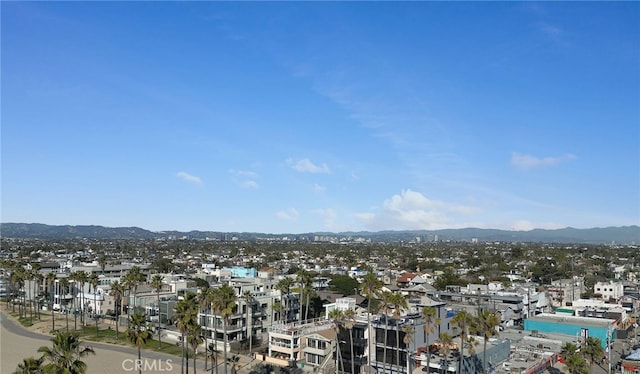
{"left": 312, "top": 208, "right": 338, "bottom": 229}
{"left": 511, "top": 220, "right": 565, "bottom": 231}
{"left": 511, "top": 152, "right": 576, "bottom": 170}
{"left": 229, "top": 169, "right": 259, "bottom": 189}
{"left": 286, "top": 158, "right": 331, "bottom": 174}
{"left": 313, "top": 184, "right": 326, "bottom": 193}
{"left": 176, "top": 172, "right": 202, "bottom": 185}
{"left": 275, "top": 208, "right": 299, "bottom": 221}
{"left": 356, "top": 189, "right": 481, "bottom": 231}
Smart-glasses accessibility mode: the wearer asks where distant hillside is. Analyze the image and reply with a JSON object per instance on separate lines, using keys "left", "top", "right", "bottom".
{"left": 1, "top": 222, "right": 638, "bottom": 244}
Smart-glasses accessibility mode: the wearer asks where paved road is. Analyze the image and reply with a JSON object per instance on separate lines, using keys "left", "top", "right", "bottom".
{"left": 1, "top": 311, "right": 256, "bottom": 373}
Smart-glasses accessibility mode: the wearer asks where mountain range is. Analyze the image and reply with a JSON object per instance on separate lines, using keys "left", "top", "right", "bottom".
{"left": 1, "top": 223, "right": 639, "bottom": 244}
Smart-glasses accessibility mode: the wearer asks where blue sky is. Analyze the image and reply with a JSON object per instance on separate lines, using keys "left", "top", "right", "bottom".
{"left": 2, "top": 2, "right": 639, "bottom": 234}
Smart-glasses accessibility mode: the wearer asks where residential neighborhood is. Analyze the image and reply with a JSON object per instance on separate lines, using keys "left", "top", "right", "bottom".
{"left": 1, "top": 234, "right": 639, "bottom": 374}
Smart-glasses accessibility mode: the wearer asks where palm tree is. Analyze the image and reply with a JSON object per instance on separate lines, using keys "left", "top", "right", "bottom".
{"left": 561, "top": 342, "right": 588, "bottom": 374}
{"left": 390, "top": 292, "right": 408, "bottom": 372}
{"left": 342, "top": 309, "right": 357, "bottom": 374}
{"left": 109, "top": 281, "right": 125, "bottom": 340}
{"left": 38, "top": 331, "right": 95, "bottom": 374}
{"left": 217, "top": 284, "right": 237, "bottom": 374}
{"left": 438, "top": 332, "right": 454, "bottom": 374}
{"left": 583, "top": 337, "right": 604, "bottom": 373}
{"left": 241, "top": 290, "right": 255, "bottom": 355}
{"left": 296, "top": 269, "right": 313, "bottom": 321}
{"left": 12, "top": 356, "right": 44, "bottom": 374}
{"left": 59, "top": 277, "right": 70, "bottom": 332}
{"left": 98, "top": 255, "right": 107, "bottom": 275}
{"left": 33, "top": 270, "right": 43, "bottom": 321}
{"left": 187, "top": 322, "right": 204, "bottom": 374}
{"left": 361, "top": 270, "right": 382, "bottom": 373}
{"left": 451, "top": 310, "right": 473, "bottom": 374}
{"left": 378, "top": 290, "right": 394, "bottom": 369}
{"left": 422, "top": 306, "right": 439, "bottom": 374}
{"left": 175, "top": 292, "right": 199, "bottom": 374}
{"left": 476, "top": 310, "right": 500, "bottom": 374}
{"left": 402, "top": 325, "right": 414, "bottom": 374}
{"left": 127, "top": 312, "right": 153, "bottom": 374}
{"left": 275, "top": 277, "right": 294, "bottom": 322}
{"left": 150, "top": 274, "right": 164, "bottom": 349}
{"left": 46, "top": 272, "right": 57, "bottom": 332}
{"left": 198, "top": 287, "right": 214, "bottom": 373}
{"left": 124, "top": 266, "right": 145, "bottom": 322}
{"left": 329, "top": 308, "right": 345, "bottom": 373}
{"left": 272, "top": 300, "right": 283, "bottom": 324}
{"left": 68, "top": 272, "right": 80, "bottom": 331}
{"left": 88, "top": 273, "right": 99, "bottom": 337}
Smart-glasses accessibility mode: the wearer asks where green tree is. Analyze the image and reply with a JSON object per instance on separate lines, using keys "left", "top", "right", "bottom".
{"left": 88, "top": 273, "right": 99, "bottom": 338}
{"left": 329, "top": 308, "right": 345, "bottom": 373}
{"left": 329, "top": 274, "right": 360, "bottom": 296}
{"left": 476, "top": 310, "right": 500, "bottom": 374}
{"left": 217, "top": 284, "right": 237, "bottom": 374}
{"left": 175, "top": 292, "right": 199, "bottom": 374}
{"left": 150, "top": 275, "right": 164, "bottom": 349}
{"left": 126, "top": 312, "right": 153, "bottom": 374}
{"left": 343, "top": 309, "right": 357, "bottom": 374}
{"left": 12, "top": 356, "right": 44, "bottom": 374}
{"left": 241, "top": 291, "right": 255, "bottom": 355}
{"left": 360, "top": 270, "right": 382, "bottom": 373}
{"left": 422, "top": 306, "right": 439, "bottom": 374}
{"left": 109, "top": 281, "right": 125, "bottom": 340}
{"left": 45, "top": 272, "right": 56, "bottom": 333}
{"left": 59, "top": 277, "right": 70, "bottom": 332}
{"left": 583, "top": 337, "right": 605, "bottom": 373}
{"left": 451, "top": 310, "right": 474, "bottom": 374}
{"left": 390, "top": 292, "right": 408, "bottom": 371}
{"left": 37, "top": 331, "right": 95, "bottom": 374}
{"left": 438, "top": 332, "right": 454, "bottom": 374}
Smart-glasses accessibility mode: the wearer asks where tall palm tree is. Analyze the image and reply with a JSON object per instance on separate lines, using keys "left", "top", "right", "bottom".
{"left": 187, "top": 322, "right": 204, "bottom": 374}
{"left": 476, "top": 310, "right": 500, "bottom": 374}
{"left": 342, "top": 309, "right": 357, "bottom": 374}
{"left": 583, "top": 337, "right": 604, "bottom": 373}
{"left": 124, "top": 266, "right": 146, "bottom": 322}
{"left": 561, "top": 342, "right": 588, "bottom": 374}
{"left": 275, "top": 277, "right": 294, "bottom": 323}
{"left": 175, "top": 292, "right": 199, "bottom": 374}
{"left": 12, "top": 356, "right": 44, "bottom": 374}
{"left": 361, "top": 270, "right": 382, "bottom": 373}
{"left": 217, "top": 284, "right": 237, "bottom": 374}
{"left": 33, "top": 270, "right": 43, "bottom": 321}
{"left": 46, "top": 272, "right": 57, "bottom": 332}
{"left": 378, "top": 290, "right": 394, "bottom": 369}
{"left": 68, "top": 272, "right": 80, "bottom": 331}
{"left": 127, "top": 312, "right": 153, "bottom": 374}
{"left": 59, "top": 277, "right": 70, "bottom": 332}
{"left": 296, "top": 269, "right": 313, "bottom": 321}
{"left": 150, "top": 274, "right": 164, "bottom": 349}
{"left": 38, "top": 331, "right": 95, "bottom": 374}
{"left": 390, "top": 292, "right": 408, "bottom": 372}
{"left": 109, "top": 281, "right": 125, "bottom": 340}
{"left": 438, "top": 332, "right": 454, "bottom": 374}
{"left": 451, "top": 310, "right": 473, "bottom": 374}
{"left": 198, "top": 286, "right": 214, "bottom": 373}
{"left": 422, "top": 306, "right": 439, "bottom": 374}
{"left": 402, "top": 325, "right": 414, "bottom": 374}
{"left": 241, "top": 290, "right": 255, "bottom": 355}
{"left": 329, "top": 308, "right": 345, "bottom": 373}
{"left": 72, "top": 270, "right": 89, "bottom": 332}
{"left": 89, "top": 273, "right": 99, "bottom": 337}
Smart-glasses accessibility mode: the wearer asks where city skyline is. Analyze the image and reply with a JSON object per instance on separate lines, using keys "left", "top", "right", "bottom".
{"left": 2, "top": 2, "right": 639, "bottom": 233}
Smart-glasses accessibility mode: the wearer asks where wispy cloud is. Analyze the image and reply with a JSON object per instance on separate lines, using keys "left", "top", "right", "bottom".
{"left": 539, "top": 23, "right": 562, "bottom": 37}
{"left": 356, "top": 189, "right": 481, "bottom": 231}
{"left": 275, "top": 208, "right": 299, "bottom": 221}
{"left": 229, "top": 169, "right": 259, "bottom": 189}
{"left": 312, "top": 208, "right": 337, "bottom": 229}
{"left": 511, "top": 152, "right": 576, "bottom": 170}
{"left": 286, "top": 158, "right": 331, "bottom": 174}
{"left": 176, "top": 172, "right": 203, "bottom": 185}
{"left": 313, "top": 184, "right": 326, "bottom": 193}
